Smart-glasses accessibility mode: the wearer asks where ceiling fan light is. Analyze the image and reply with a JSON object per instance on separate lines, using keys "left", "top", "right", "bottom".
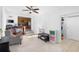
{"left": 29, "top": 12, "right": 32, "bottom": 14}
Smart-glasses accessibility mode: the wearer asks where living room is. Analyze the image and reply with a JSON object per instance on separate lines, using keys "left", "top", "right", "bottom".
{"left": 1, "top": 6, "right": 79, "bottom": 52}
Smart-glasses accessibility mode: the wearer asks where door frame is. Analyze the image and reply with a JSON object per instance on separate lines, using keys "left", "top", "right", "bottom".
{"left": 18, "top": 16, "right": 31, "bottom": 30}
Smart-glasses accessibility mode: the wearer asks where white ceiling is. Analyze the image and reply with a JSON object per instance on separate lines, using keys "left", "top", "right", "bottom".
{"left": 4, "top": 6, "right": 30, "bottom": 15}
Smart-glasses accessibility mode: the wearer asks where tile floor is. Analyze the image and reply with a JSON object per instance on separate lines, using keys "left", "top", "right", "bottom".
{"left": 10, "top": 34, "right": 79, "bottom": 52}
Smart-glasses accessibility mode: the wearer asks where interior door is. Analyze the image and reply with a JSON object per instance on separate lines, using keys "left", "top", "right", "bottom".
{"left": 64, "top": 17, "right": 79, "bottom": 41}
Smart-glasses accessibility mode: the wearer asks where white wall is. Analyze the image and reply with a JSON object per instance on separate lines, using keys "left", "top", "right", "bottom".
{"left": 0, "top": 7, "right": 2, "bottom": 39}
{"left": 64, "top": 17, "right": 79, "bottom": 41}
{"left": 0, "top": 7, "right": 2, "bottom": 28}
{"left": 31, "top": 6, "right": 79, "bottom": 42}
{"left": 5, "top": 6, "right": 31, "bottom": 25}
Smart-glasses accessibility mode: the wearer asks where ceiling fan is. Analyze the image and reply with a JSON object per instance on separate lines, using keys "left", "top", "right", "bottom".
{"left": 23, "top": 6, "right": 39, "bottom": 14}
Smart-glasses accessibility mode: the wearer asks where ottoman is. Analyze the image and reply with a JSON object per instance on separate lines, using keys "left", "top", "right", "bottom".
{"left": 38, "top": 33, "right": 49, "bottom": 42}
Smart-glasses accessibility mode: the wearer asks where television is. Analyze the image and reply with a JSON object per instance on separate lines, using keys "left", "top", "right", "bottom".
{"left": 8, "top": 20, "right": 14, "bottom": 23}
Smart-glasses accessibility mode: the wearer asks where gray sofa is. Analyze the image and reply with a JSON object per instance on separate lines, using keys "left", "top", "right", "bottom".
{"left": 5, "top": 30, "right": 22, "bottom": 45}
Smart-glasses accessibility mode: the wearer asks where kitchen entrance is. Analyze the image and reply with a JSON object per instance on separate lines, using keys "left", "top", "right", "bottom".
{"left": 18, "top": 17, "right": 31, "bottom": 34}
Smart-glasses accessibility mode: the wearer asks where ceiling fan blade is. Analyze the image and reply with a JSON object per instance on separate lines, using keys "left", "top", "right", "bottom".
{"left": 33, "top": 10, "right": 39, "bottom": 13}
{"left": 25, "top": 6, "right": 31, "bottom": 10}
{"left": 29, "top": 12, "right": 32, "bottom": 14}
{"left": 34, "top": 8, "right": 39, "bottom": 10}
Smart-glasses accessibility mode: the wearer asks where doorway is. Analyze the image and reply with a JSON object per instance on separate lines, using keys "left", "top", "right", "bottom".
{"left": 18, "top": 16, "right": 31, "bottom": 30}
